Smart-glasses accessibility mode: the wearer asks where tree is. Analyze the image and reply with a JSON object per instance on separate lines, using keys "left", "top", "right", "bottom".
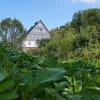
{"left": 0, "top": 18, "right": 25, "bottom": 48}
{"left": 82, "top": 8, "right": 100, "bottom": 27}
{"left": 71, "top": 8, "right": 100, "bottom": 32}
{"left": 71, "top": 11, "right": 82, "bottom": 32}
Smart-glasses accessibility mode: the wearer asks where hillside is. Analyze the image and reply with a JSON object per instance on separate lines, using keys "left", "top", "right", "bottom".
{"left": 0, "top": 8, "right": 100, "bottom": 100}
{"left": 37, "top": 8, "right": 100, "bottom": 59}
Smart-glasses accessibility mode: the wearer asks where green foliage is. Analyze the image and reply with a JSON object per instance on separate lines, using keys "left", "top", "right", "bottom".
{"left": 71, "top": 11, "right": 82, "bottom": 32}
{"left": 0, "top": 43, "right": 100, "bottom": 100}
{"left": 0, "top": 18, "right": 25, "bottom": 49}
{"left": 33, "top": 68, "right": 66, "bottom": 87}
{"left": 0, "top": 8, "right": 100, "bottom": 100}
{"left": 71, "top": 8, "right": 100, "bottom": 32}
{"left": 0, "top": 71, "right": 18, "bottom": 100}
{"left": 36, "top": 8, "right": 100, "bottom": 59}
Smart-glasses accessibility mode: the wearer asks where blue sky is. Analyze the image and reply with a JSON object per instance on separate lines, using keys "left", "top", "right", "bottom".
{"left": 0, "top": 0, "right": 100, "bottom": 30}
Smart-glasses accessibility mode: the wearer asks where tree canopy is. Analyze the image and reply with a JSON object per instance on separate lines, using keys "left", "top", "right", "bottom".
{"left": 0, "top": 18, "right": 25, "bottom": 48}
{"left": 71, "top": 8, "right": 100, "bottom": 32}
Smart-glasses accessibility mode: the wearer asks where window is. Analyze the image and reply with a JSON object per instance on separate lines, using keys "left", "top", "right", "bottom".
{"left": 38, "top": 23, "right": 42, "bottom": 26}
{"left": 39, "top": 28, "right": 45, "bottom": 32}
{"left": 35, "top": 28, "right": 45, "bottom": 33}
{"left": 28, "top": 41, "right": 31, "bottom": 45}
{"left": 37, "top": 28, "right": 43, "bottom": 32}
{"left": 40, "top": 28, "right": 42, "bottom": 32}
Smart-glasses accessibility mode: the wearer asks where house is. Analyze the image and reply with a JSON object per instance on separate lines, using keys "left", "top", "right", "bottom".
{"left": 0, "top": 31, "right": 3, "bottom": 42}
{"left": 22, "top": 20, "right": 50, "bottom": 52}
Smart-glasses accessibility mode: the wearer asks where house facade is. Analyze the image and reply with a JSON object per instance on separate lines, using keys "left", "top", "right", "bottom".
{"left": 22, "top": 20, "right": 50, "bottom": 52}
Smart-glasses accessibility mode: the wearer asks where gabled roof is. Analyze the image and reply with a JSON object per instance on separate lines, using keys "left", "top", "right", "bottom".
{"left": 23, "top": 20, "right": 50, "bottom": 41}
{"left": 27, "top": 20, "right": 50, "bottom": 34}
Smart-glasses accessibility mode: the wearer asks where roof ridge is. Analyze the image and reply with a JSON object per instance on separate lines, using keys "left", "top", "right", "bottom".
{"left": 27, "top": 20, "right": 50, "bottom": 34}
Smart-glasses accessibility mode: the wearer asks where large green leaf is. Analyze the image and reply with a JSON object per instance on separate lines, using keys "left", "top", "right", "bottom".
{"left": 45, "top": 88, "right": 66, "bottom": 100}
{"left": 33, "top": 68, "right": 66, "bottom": 87}
{"left": 0, "top": 71, "right": 17, "bottom": 99}
{"left": 54, "top": 81, "right": 67, "bottom": 91}
{"left": 0, "top": 72, "right": 7, "bottom": 82}
{"left": 82, "top": 93, "right": 100, "bottom": 100}
{"left": 0, "top": 92, "right": 18, "bottom": 100}
{"left": 67, "top": 94, "right": 82, "bottom": 100}
{"left": 0, "top": 79, "right": 15, "bottom": 93}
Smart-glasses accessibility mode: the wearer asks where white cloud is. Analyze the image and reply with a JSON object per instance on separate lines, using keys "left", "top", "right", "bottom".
{"left": 70, "top": 0, "right": 100, "bottom": 4}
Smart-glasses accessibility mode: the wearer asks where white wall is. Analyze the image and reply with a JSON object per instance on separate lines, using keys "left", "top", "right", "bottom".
{"left": 23, "top": 41, "right": 38, "bottom": 48}
{"left": 0, "top": 37, "right": 2, "bottom": 41}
